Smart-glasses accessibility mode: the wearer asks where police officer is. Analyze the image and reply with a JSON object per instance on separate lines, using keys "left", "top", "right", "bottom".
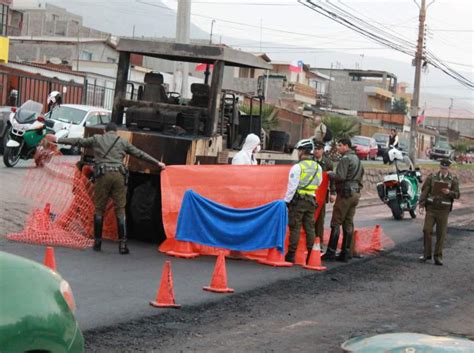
{"left": 284, "top": 139, "right": 323, "bottom": 263}
{"left": 419, "top": 159, "right": 460, "bottom": 265}
{"left": 48, "top": 122, "right": 165, "bottom": 254}
{"left": 323, "top": 138, "right": 364, "bottom": 262}
{"left": 313, "top": 140, "right": 336, "bottom": 250}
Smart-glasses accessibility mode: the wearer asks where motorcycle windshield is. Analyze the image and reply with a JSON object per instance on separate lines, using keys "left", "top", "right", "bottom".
{"left": 15, "top": 100, "right": 44, "bottom": 123}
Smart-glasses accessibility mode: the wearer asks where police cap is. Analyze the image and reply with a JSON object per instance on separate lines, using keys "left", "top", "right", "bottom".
{"left": 313, "top": 140, "right": 325, "bottom": 150}
{"left": 440, "top": 159, "right": 451, "bottom": 168}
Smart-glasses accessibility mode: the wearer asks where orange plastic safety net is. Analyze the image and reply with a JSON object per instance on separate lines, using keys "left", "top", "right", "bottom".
{"left": 7, "top": 155, "right": 117, "bottom": 249}
{"left": 322, "top": 225, "right": 395, "bottom": 255}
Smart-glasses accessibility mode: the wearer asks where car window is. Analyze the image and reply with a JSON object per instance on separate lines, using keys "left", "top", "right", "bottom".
{"left": 87, "top": 112, "right": 101, "bottom": 126}
{"left": 351, "top": 136, "right": 370, "bottom": 146}
{"left": 373, "top": 133, "right": 389, "bottom": 142}
{"left": 47, "top": 106, "right": 88, "bottom": 125}
{"left": 436, "top": 142, "right": 451, "bottom": 149}
{"left": 100, "top": 112, "right": 111, "bottom": 124}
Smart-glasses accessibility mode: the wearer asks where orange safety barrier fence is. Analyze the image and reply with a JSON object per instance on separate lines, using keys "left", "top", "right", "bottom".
{"left": 321, "top": 225, "right": 394, "bottom": 255}
{"left": 159, "top": 165, "right": 329, "bottom": 260}
{"left": 6, "top": 155, "right": 117, "bottom": 249}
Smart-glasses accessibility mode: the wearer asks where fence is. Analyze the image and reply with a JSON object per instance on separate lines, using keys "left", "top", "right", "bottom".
{"left": 0, "top": 70, "right": 83, "bottom": 110}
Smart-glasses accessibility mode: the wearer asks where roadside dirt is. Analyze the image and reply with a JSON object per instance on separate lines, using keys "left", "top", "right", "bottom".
{"left": 85, "top": 227, "right": 474, "bottom": 353}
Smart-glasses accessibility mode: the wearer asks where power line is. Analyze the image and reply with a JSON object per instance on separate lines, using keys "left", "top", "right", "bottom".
{"left": 298, "top": 0, "right": 473, "bottom": 89}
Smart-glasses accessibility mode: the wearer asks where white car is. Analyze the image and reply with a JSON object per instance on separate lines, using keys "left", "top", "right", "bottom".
{"left": 45, "top": 105, "right": 111, "bottom": 154}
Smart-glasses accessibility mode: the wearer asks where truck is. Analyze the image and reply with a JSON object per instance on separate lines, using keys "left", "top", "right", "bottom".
{"left": 81, "top": 38, "right": 299, "bottom": 243}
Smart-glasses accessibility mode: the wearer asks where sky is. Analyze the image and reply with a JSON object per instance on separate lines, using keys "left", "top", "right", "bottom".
{"left": 161, "top": 0, "right": 473, "bottom": 66}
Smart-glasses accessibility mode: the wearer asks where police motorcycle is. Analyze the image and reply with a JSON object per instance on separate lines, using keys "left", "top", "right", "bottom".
{"left": 376, "top": 147, "right": 423, "bottom": 220}
{"left": 3, "top": 100, "right": 67, "bottom": 167}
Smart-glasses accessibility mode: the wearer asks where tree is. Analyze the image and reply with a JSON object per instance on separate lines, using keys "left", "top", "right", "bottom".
{"left": 322, "top": 114, "right": 359, "bottom": 141}
{"left": 241, "top": 103, "right": 278, "bottom": 131}
{"left": 391, "top": 97, "right": 408, "bottom": 114}
{"left": 321, "top": 114, "right": 360, "bottom": 161}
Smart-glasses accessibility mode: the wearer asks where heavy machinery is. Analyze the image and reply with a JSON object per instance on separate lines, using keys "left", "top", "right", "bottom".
{"left": 81, "top": 38, "right": 295, "bottom": 242}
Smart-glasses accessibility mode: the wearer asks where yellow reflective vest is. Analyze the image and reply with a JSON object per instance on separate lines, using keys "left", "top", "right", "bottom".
{"left": 296, "top": 159, "right": 322, "bottom": 197}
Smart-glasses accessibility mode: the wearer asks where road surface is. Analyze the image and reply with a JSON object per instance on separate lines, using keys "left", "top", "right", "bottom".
{"left": 1, "top": 158, "right": 473, "bottom": 352}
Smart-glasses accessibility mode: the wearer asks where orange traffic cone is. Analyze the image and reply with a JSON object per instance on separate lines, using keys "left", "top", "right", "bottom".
{"left": 150, "top": 261, "right": 181, "bottom": 308}
{"left": 303, "top": 239, "right": 327, "bottom": 271}
{"left": 43, "top": 246, "right": 57, "bottom": 271}
{"left": 372, "top": 224, "right": 383, "bottom": 252}
{"left": 258, "top": 248, "right": 293, "bottom": 267}
{"left": 166, "top": 240, "right": 199, "bottom": 259}
{"left": 351, "top": 230, "right": 362, "bottom": 258}
{"left": 295, "top": 237, "right": 307, "bottom": 266}
{"left": 203, "top": 252, "right": 234, "bottom": 293}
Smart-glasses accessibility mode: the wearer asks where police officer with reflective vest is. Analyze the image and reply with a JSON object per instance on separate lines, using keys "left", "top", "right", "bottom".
{"left": 284, "top": 139, "right": 323, "bottom": 263}
{"left": 323, "top": 138, "right": 364, "bottom": 262}
{"left": 47, "top": 122, "right": 165, "bottom": 254}
{"left": 313, "top": 140, "right": 336, "bottom": 250}
{"left": 418, "top": 159, "right": 460, "bottom": 265}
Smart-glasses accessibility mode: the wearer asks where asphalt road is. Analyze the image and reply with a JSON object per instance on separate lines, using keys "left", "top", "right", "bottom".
{"left": 1, "top": 157, "right": 473, "bottom": 348}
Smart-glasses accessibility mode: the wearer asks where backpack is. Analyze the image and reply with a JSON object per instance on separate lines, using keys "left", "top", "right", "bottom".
{"left": 322, "top": 124, "right": 333, "bottom": 143}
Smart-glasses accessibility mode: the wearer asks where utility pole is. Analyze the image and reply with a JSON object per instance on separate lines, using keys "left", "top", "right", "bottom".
{"left": 204, "top": 19, "right": 216, "bottom": 85}
{"left": 174, "top": 0, "right": 191, "bottom": 98}
{"left": 448, "top": 98, "right": 453, "bottom": 128}
{"left": 409, "top": 0, "right": 427, "bottom": 163}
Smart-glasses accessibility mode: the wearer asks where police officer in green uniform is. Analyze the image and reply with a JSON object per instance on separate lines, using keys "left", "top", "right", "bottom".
{"left": 49, "top": 122, "right": 165, "bottom": 254}
{"left": 323, "top": 138, "right": 364, "bottom": 262}
{"left": 284, "top": 139, "right": 323, "bottom": 263}
{"left": 418, "top": 159, "right": 460, "bottom": 265}
{"left": 313, "top": 140, "right": 336, "bottom": 250}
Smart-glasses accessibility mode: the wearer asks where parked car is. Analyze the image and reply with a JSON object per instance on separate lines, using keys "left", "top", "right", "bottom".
{"left": 455, "top": 152, "right": 474, "bottom": 164}
{"left": 429, "top": 141, "right": 454, "bottom": 160}
{"left": 0, "top": 106, "right": 13, "bottom": 154}
{"left": 351, "top": 135, "right": 378, "bottom": 160}
{"left": 372, "top": 132, "right": 390, "bottom": 157}
{"left": 0, "top": 251, "right": 84, "bottom": 352}
{"left": 398, "top": 139, "right": 409, "bottom": 156}
{"left": 46, "top": 104, "right": 112, "bottom": 154}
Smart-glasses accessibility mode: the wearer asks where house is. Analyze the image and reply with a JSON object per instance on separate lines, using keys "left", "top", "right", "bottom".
{"left": 313, "top": 68, "right": 397, "bottom": 112}
{"left": 422, "top": 107, "right": 474, "bottom": 139}
{"left": 265, "top": 62, "right": 317, "bottom": 107}
{"left": 8, "top": 36, "right": 119, "bottom": 65}
{"left": 11, "top": 1, "right": 108, "bottom": 38}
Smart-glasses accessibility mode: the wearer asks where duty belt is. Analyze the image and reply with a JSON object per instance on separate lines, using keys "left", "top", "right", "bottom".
{"left": 103, "top": 166, "right": 122, "bottom": 173}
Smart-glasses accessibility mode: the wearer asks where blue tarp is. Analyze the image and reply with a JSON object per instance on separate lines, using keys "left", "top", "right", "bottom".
{"left": 176, "top": 190, "right": 287, "bottom": 253}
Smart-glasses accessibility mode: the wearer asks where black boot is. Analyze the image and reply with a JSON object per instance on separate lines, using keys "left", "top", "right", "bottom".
{"left": 322, "top": 226, "right": 340, "bottom": 261}
{"left": 117, "top": 216, "right": 130, "bottom": 255}
{"left": 285, "top": 251, "right": 295, "bottom": 263}
{"left": 337, "top": 228, "right": 353, "bottom": 263}
{"left": 93, "top": 215, "right": 103, "bottom": 252}
{"left": 306, "top": 248, "right": 313, "bottom": 264}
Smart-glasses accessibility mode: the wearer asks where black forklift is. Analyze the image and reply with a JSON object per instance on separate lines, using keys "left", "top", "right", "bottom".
{"left": 82, "top": 38, "right": 290, "bottom": 243}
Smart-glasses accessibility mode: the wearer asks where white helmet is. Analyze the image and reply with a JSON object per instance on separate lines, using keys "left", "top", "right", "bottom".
{"left": 388, "top": 147, "right": 403, "bottom": 162}
{"left": 47, "top": 91, "right": 61, "bottom": 104}
{"left": 295, "top": 139, "right": 314, "bottom": 153}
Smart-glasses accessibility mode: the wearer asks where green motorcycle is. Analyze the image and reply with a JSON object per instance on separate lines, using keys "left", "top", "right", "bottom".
{"left": 376, "top": 148, "right": 423, "bottom": 220}
{"left": 3, "top": 100, "right": 64, "bottom": 168}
